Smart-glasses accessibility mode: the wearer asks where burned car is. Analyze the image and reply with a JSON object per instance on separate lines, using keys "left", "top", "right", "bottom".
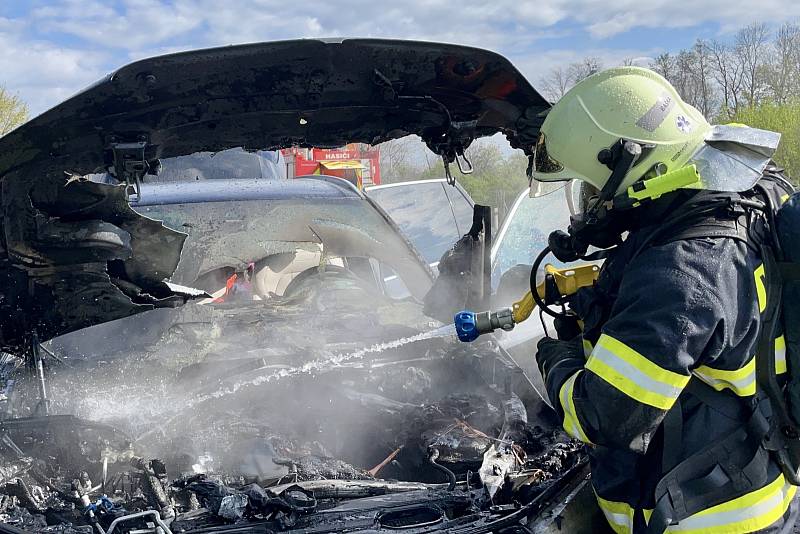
{"left": 0, "top": 39, "right": 595, "bottom": 534}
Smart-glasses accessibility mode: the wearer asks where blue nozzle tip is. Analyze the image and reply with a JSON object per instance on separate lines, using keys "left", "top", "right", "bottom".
{"left": 454, "top": 310, "right": 479, "bottom": 342}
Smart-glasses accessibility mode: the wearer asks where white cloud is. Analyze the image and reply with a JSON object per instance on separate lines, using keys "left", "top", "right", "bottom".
{"left": 3, "top": 0, "right": 800, "bottom": 114}
{"left": 573, "top": 0, "right": 800, "bottom": 38}
{"left": 32, "top": 0, "right": 203, "bottom": 49}
{"left": 0, "top": 24, "right": 110, "bottom": 116}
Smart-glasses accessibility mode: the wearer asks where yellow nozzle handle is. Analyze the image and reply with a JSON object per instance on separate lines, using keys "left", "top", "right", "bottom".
{"left": 511, "top": 263, "right": 600, "bottom": 324}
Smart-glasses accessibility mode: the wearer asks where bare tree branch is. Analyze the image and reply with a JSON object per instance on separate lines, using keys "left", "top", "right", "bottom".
{"left": 651, "top": 53, "right": 675, "bottom": 80}
{"left": 568, "top": 57, "right": 603, "bottom": 84}
{"left": 735, "top": 22, "right": 771, "bottom": 107}
{"left": 766, "top": 22, "right": 800, "bottom": 104}
{"left": 539, "top": 66, "right": 572, "bottom": 102}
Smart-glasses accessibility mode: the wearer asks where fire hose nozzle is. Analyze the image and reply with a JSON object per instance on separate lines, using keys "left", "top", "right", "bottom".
{"left": 454, "top": 263, "right": 600, "bottom": 343}
{"left": 454, "top": 308, "right": 515, "bottom": 343}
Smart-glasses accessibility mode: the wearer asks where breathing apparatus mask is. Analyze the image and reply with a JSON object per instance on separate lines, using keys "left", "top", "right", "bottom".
{"left": 540, "top": 139, "right": 645, "bottom": 263}
{"left": 519, "top": 138, "right": 644, "bottom": 319}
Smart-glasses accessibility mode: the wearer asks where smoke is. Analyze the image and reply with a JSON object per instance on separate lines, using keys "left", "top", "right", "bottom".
{"left": 12, "top": 167, "right": 523, "bottom": 483}
{"left": 28, "top": 234, "right": 479, "bottom": 482}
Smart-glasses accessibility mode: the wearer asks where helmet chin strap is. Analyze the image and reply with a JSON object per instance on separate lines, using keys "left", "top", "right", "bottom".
{"left": 548, "top": 140, "right": 643, "bottom": 262}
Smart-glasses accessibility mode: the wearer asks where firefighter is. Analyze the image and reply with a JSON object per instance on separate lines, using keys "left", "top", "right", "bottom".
{"left": 530, "top": 67, "right": 798, "bottom": 533}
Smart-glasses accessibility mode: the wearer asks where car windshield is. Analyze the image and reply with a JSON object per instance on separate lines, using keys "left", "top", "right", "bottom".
{"left": 492, "top": 184, "right": 572, "bottom": 287}
{"left": 366, "top": 181, "right": 472, "bottom": 264}
{"left": 134, "top": 200, "right": 398, "bottom": 302}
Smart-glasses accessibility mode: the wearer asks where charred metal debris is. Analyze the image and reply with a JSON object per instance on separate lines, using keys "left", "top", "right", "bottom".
{"left": 0, "top": 408, "right": 583, "bottom": 534}
{"left": 0, "top": 306, "right": 584, "bottom": 534}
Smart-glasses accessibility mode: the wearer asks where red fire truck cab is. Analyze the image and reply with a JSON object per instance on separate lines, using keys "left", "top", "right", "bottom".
{"left": 283, "top": 144, "right": 381, "bottom": 188}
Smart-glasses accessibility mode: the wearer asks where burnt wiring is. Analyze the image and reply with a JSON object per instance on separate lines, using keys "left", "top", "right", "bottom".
{"left": 428, "top": 448, "right": 457, "bottom": 491}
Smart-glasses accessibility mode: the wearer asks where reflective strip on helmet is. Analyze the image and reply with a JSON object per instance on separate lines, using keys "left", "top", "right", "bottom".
{"left": 666, "top": 473, "right": 796, "bottom": 533}
{"left": 693, "top": 336, "right": 787, "bottom": 397}
{"left": 558, "top": 370, "right": 592, "bottom": 444}
{"left": 635, "top": 91, "right": 676, "bottom": 132}
{"left": 585, "top": 334, "right": 690, "bottom": 410}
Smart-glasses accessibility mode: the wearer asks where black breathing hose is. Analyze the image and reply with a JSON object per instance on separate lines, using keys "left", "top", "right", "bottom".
{"left": 529, "top": 246, "right": 567, "bottom": 319}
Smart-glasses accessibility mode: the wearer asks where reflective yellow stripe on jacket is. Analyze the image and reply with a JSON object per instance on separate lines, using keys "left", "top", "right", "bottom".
{"left": 667, "top": 473, "right": 796, "bottom": 533}
{"left": 558, "top": 370, "right": 592, "bottom": 444}
{"left": 586, "top": 334, "right": 690, "bottom": 410}
{"left": 594, "top": 491, "right": 638, "bottom": 534}
{"left": 693, "top": 335, "right": 787, "bottom": 397}
{"left": 594, "top": 473, "right": 796, "bottom": 534}
{"left": 582, "top": 338, "right": 594, "bottom": 358}
{"left": 754, "top": 263, "right": 767, "bottom": 313}
{"left": 776, "top": 335, "right": 787, "bottom": 374}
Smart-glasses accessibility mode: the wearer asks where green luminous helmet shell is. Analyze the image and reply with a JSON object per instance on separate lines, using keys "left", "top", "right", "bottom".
{"left": 532, "top": 67, "right": 711, "bottom": 195}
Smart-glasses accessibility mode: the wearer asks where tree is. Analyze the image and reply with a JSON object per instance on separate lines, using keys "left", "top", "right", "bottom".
{"left": 540, "top": 66, "right": 572, "bottom": 102}
{"left": 672, "top": 49, "right": 698, "bottom": 106}
{"left": 379, "top": 136, "right": 426, "bottom": 184}
{"left": 709, "top": 39, "right": 745, "bottom": 117}
{"left": 651, "top": 53, "right": 675, "bottom": 80}
{"left": 456, "top": 141, "right": 529, "bottom": 218}
{"left": 765, "top": 22, "right": 800, "bottom": 104}
{"left": 539, "top": 57, "right": 604, "bottom": 103}
{"left": 0, "top": 85, "right": 27, "bottom": 136}
{"left": 409, "top": 138, "right": 530, "bottom": 219}
{"left": 691, "top": 40, "right": 716, "bottom": 117}
{"left": 735, "top": 22, "right": 771, "bottom": 107}
{"left": 731, "top": 101, "right": 800, "bottom": 183}
{"left": 568, "top": 57, "right": 603, "bottom": 84}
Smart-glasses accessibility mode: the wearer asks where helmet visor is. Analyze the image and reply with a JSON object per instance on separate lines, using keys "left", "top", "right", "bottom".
{"left": 566, "top": 180, "right": 600, "bottom": 216}
{"left": 533, "top": 133, "right": 564, "bottom": 175}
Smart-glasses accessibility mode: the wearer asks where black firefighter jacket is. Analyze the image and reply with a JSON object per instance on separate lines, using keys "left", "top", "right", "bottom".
{"left": 537, "top": 194, "right": 797, "bottom": 534}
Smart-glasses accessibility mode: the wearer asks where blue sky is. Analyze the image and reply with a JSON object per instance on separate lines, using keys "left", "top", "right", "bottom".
{"left": 1, "top": 0, "right": 799, "bottom": 115}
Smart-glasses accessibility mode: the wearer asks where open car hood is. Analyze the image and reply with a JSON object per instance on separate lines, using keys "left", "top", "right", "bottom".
{"left": 0, "top": 38, "right": 549, "bottom": 353}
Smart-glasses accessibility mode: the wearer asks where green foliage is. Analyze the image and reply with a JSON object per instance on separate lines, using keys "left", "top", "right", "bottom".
{"left": 415, "top": 141, "right": 530, "bottom": 218}
{"left": 728, "top": 101, "right": 800, "bottom": 183}
{"left": 377, "top": 137, "right": 531, "bottom": 220}
{"left": 0, "top": 85, "right": 28, "bottom": 136}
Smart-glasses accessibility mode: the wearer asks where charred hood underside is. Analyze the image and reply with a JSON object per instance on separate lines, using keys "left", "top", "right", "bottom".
{"left": 0, "top": 38, "right": 548, "bottom": 353}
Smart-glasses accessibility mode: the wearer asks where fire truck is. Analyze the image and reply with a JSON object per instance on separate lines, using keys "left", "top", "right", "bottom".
{"left": 282, "top": 144, "right": 381, "bottom": 188}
